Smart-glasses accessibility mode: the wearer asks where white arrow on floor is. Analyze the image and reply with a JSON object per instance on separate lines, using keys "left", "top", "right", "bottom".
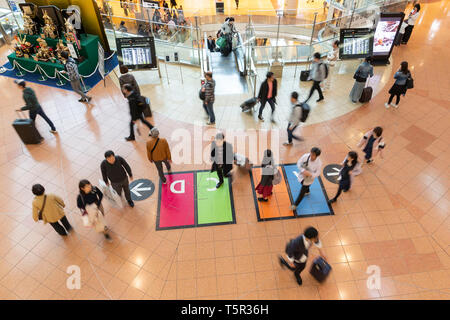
{"left": 327, "top": 167, "right": 341, "bottom": 180}
{"left": 131, "top": 183, "right": 152, "bottom": 197}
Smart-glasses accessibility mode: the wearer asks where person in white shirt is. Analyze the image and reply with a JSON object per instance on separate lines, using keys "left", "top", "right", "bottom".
{"left": 290, "top": 147, "right": 323, "bottom": 211}
{"left": 324, "top": 40, "right": 340, "bottom": 90}
{"left": 401, "top": 4, "right": 421, "bottom": 44}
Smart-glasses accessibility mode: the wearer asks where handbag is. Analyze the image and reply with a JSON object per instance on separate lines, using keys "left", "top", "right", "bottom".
{"left": 199, "top": 87, "right": 206, "bottom": 100}
{"left": 300, "top": 155, "right": 314, "bottom": 185}
{"left": 406, "top": 75, "right": 414, "bottom": 89}
{"left": 38, "top": 195, "right": 47, "bottom": 220}
{"left": 272, "top": 168, "right": 282, "bottom": 185}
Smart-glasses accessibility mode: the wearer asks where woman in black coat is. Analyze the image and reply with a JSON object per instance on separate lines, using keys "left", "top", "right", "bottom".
{"left": 257, "top": 71, "right": 278, "bottom": 122}
{"left": 210, "top": 132, "right": 234, "bottom": 189}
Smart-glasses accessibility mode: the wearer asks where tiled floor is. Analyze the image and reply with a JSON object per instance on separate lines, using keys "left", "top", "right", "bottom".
{"left": 0, "top": 1, "right": 449, "bottom": 300}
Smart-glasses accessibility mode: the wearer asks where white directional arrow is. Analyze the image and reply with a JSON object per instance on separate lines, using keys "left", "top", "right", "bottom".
{"left": 327, "top": 168, "right": 341, "bottom": 176}
{"left": 131, "top": 182, "right": 152, "bottom": 197}
{"left": 327, "top": 167, "right": 341, "bottom": 181}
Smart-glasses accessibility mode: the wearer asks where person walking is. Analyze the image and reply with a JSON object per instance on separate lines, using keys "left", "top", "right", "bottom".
{"left": 207, "top": 36, "right": 216, "bottom": 52}
{"left": 60, "top": 51, "right": 92, "bottom": 103}
{"left": 101, "top": 150, "right": 134, "bottom": 208}
{"left": 31, "top": 184, "right": 72, "bottom": 236}
{"left": 385, "top": 61, "right": 411, "bottom": 109}
{"left": 305, "top": 52, "right": 327, "bottom": 103}
{"left": 401, "top": 4, "right": 421, "bottom": 44}
{"left": 328, "top": 151, "right": 361, "bottom": 204}
{"left": 324, "top": 40, "right": 339, "bottom": 90}
{"left": 255, "top": 149, "right": 275, "bottom": 202}
{"left": 123, "top": 84, "right": 154, "bottom": 141}
{"left": 77, "top": 179, "right": 112, "bottom": 241}
{"left": 14, "top": 80, "right": 57, "bottom": 133}
{"left": 170, "top": 0, "right": 177, "bottom": 9}
{"left": 201, "top": 71, "right": 216, "bottom": 125}
{"left": 257, "top": 71, "right": 278, "bottom": 122}
{"left": 279, "top": 227, "right": 326, "bottom": 285}
{"left": 210, "top": 132, "right": 234, "bottom": 189}
{"left": 357, "top": 126, "right": 385, "bottom": 164}
{"left": 235, "top": 0, "right": 239, "bottom": 9}
{"left": 289, "top": 147, "right": 322, "bottom": 211}
{"left": 349, "top": 56, "right": 373, "bottom": 103}
{"left": 283, "top": 91, "right": 305, "bottom": 146}
{"left": 147, "top": 127, "right": 172, "bottom": 184}
{"left": 119, "top": 65, "right": 140, "bottom": 96}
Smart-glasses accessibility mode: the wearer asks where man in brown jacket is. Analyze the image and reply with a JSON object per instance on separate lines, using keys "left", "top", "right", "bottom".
{"left": 146, "top": 127, "right": 172, "bottom": 184}
{"left": 31, "top": 184, "right": 73, "bottom": 236}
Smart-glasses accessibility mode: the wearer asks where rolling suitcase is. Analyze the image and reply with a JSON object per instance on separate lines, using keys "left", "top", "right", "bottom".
{"left": 240, "top": 97, "right": 257, "bottom": 112}
{"left": 310, "top": 257, "right": 332, "bottom": 283}
{"left": 12, "top": 111, "right": 43, "bottom": 144}
{"left": 359, "top": 86, "right": 373, "bottom": 103}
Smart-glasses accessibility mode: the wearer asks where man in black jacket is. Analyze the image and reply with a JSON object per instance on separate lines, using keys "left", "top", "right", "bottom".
{"left": 207, "top": 36, "right": 216, "bottom": 52}
{"left": 257, "top": 72, "right": 277, "bottom": 122}
{"left": 210, "top": 132, "right": 234, "bottom": 189}
{"left": 15, "top": 80, "right": 57, "bottom": 133}
{"left": 101, "top": 150, "right": 134, "bottom": 207}
{"left": 123, "top": 84, "right": 154, "bottom": 141}
{"left": 279, "top": 226, "right": 326, "bottom": 285}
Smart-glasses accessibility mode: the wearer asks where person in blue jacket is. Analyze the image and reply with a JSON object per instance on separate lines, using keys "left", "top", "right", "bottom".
{"left": 385, "top": 61, "right": 411, "bottom": 109}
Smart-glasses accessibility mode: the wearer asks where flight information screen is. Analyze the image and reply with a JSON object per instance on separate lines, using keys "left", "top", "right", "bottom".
{"left": 339, "top": 28, "right": 374, "bottom": 59}
{"left": 121, "top": 47, "right": 152, "bottom": 66}
{"left": 116, "top": 37, "right": 157, "bottom": 69}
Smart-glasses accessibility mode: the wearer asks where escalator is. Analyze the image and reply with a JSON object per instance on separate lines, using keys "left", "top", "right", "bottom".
{"left": 204, "top": 33, "right": 248, "bottom": 95}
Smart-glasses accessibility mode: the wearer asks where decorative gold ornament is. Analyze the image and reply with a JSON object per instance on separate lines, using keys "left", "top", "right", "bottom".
{"left": 42, "top": 12, "right": 58, "bottom": 39}
{"left": 33, "top": 37, "right": 54, "bottom": 62}
{"left": 22, "top": 14, "right": 37, "bottom": 35}
{"left": 64, "top": 18, "right": 76, "bottom": 42}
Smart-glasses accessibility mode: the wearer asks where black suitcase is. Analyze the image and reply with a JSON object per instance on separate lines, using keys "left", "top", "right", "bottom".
{"left": 300, "top": 70, "right": 310, "bottom": 81}
{"left": 310, "top": 257, "right": 332, "bottom": 283}
{"left": 359, "top": 86, "right": 373, "bottom": 103}
{"left": 12, "top": 112, "right": 43, "bottom": 144}
{"left": 240, "top": 97, "right": 257, "bottom": 112}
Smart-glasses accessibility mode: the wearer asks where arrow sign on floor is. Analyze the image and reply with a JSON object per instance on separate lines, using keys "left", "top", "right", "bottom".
{"left": 323, "top": 164, "right": 343, "bottom": 184}
{"left": 129, "top": 179, "right": 155, "bottom": 201}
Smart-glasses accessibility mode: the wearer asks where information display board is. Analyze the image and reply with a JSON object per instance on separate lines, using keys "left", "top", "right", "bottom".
{"left": 116, "top": 37, "right": 157, "bottom": 70}
{"left": 142, "top": 0, "right": 160, "bottom": 8}
{"left": 339, "top": 28, "right": 374, "bottom": 59}
{"left": 372, "top": 12, "right": 404, "bottom": 64}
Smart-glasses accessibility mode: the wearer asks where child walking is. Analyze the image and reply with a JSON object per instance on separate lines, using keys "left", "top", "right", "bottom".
{"left": 255, "top": 149, "right": 275, "bottom": 202}
{"left": 328, "top": 151, "right": 361, "bottom": 204}
{"left": 357, "top": 127, "right": 385, "bottom": 164}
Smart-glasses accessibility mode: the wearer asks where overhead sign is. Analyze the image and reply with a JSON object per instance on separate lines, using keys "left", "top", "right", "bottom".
{"left": 323, "top": 164, "right": 342, "bottom": 184}
{"left": 130, "top": 179, "right": 155, "bottom": 201}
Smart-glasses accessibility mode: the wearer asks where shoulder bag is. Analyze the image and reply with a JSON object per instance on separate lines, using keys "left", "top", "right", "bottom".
{"left": 38, "top": 195, "right": 47, "bottom": 220}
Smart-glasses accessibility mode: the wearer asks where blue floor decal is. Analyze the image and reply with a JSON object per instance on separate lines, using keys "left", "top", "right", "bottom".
{"left": 283, "top": 164, "right": 333, "bottom": 217}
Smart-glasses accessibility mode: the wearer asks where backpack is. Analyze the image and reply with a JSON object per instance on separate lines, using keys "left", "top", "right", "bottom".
{"left": 295, "top": 103, "right": 310, "bottom": 123}
{"left": 320, "top": 63, "right": 329, "bottom": 79}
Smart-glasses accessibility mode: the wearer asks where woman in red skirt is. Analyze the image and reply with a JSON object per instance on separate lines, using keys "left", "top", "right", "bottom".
{"left": 255, "top": 149, "right": 275, "bottom": 202}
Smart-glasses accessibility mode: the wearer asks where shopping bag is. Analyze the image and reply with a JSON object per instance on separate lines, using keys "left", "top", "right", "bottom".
{"left": 80, "top": 210, "right": 92, "bottom": 227}
{"left": 272, "top": 168, "right": 282, "bottom": 185}
{"left": 98, "top": 180, "right": 123, "bottom": 209}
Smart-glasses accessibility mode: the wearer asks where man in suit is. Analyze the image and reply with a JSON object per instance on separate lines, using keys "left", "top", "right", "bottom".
{"left": 279, "top": 227, "right": 326, "bottom": 285}
{"left": 207, "top": 35, "right": 216, "bottom": 52}
{"left": 257, "top": 71, "right": 278, "bottom": 122}
{"left": 210, "top": 132, "right": 234, "bottom": 189}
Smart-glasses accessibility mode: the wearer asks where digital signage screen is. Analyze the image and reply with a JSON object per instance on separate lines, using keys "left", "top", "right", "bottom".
{"left": 116, "top": 37, "right": 157, "bottom": 70}
{"left": 371, "top": 13, "right": 405, "bottom": 63}
{"left": 339, "top": 28, "right": 373, "bottom": 59}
